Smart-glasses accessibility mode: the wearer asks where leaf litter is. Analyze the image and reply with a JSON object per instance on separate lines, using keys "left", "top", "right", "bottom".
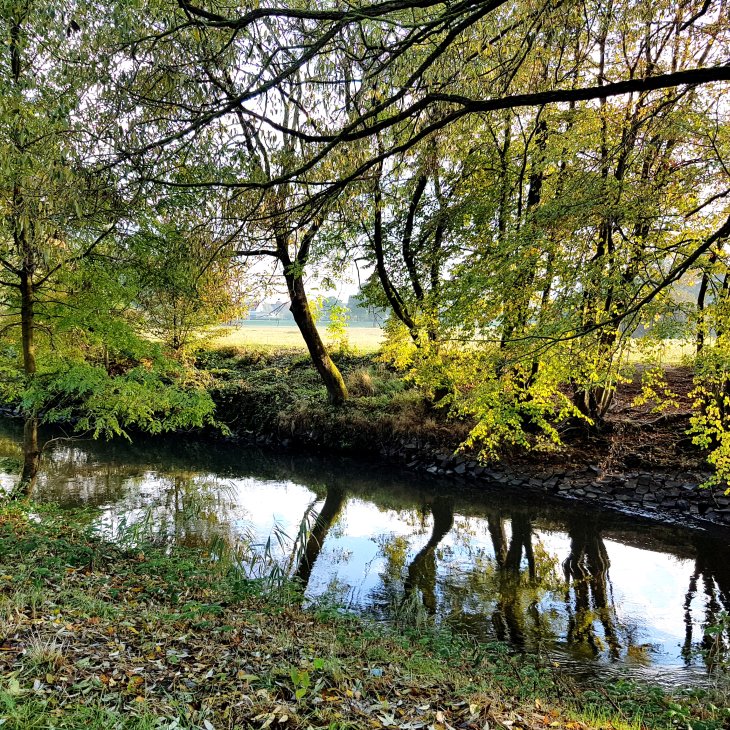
{"left": 0, "top": 504, "right": 693, "bottom": 730}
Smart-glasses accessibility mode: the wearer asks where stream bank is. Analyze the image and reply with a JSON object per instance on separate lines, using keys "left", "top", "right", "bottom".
{"left": 203, "top": 350, "right": 725, "bottom": 530}
{"left": 1, "top": 502, "right": 728, "bottom": 730}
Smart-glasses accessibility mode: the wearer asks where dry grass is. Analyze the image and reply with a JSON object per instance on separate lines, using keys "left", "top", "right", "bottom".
{"left": 207, "top": 323, "right": 384, "bottom": 353}
{"left": 346, "top": 368, "right": 376, "bottom": 396}
{"left": 22, "top": 632, "right": 67, "bottom": 672}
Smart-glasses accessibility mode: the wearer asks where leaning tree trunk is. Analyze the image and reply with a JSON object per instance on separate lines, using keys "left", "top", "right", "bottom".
{"left": 16, "top": 268, "right": 40, "bottom": 497}
{"left": 285, "top": 270, "right": 348, "bottom": 405}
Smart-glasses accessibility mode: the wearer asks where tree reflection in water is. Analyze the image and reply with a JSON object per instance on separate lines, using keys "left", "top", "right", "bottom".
{"left": 294, "top": 485, "right": 347, "bottom": 588}
{"left": 562, "top": 519, "right": 620, "bottom": 659}
{"left": 489, "top": 512, "right": 537, "bottom": 647}
{"left": 113, "top": 472, "right": 239, "bottom": 551}
{"left": 682, "top": 534, "right": 730, "bottom": 670}
{"left": 403, "top": 496, "right": 454, "bottom": 613}
{"left": 8, "top": 416, "right": 730, "bottom": 676}
{"left": 387, "top": 504, "right": 563, "bottom": 652}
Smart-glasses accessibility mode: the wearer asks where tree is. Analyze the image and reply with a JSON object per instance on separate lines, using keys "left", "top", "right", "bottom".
{"left": 369, "top": 0, "right": 730, "bottom": 454}
{"left": 108, "top": 5, "right": 351, "bottom": 403}
{"left": 0, "top": 1, "right": 218, "bottom": 495}
{"left": 101, "top": 0, "right": 728, "bottom": 410}
{"left": 359, "top": 133, "right": 470, "bottom": 346}
{"left": 156, "top": 0, "right": 729, "bottom": 200}
{"left": 130, "top": 195, "right": 247, "bottom": 353}
{"left": 0, "top": 1, "right": 119, "bottom": 492}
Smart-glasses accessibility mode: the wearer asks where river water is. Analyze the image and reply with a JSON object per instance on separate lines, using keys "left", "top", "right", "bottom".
{"left": 1, "top": 419, "right": 728, "bottom": 686}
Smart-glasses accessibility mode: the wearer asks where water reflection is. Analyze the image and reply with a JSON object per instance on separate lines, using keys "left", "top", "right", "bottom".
{"left": 295, "top": 486, "right": 347, "bottom": 586}
{"left": 1, "top": 419, "right": 728, "bottom": 682}
{"left": 563, "top": 519, "right": 620, "bottom": 660}
{"left": 403, "top": 496, "right": 454, "bottom": 614}
{"left": 682, "top": 534, "right": 730, "bottom": 670}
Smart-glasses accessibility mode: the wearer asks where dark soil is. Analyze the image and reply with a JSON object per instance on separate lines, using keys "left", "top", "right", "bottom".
{"left": 513, "top": 366, "right": 704, "bottom": 474}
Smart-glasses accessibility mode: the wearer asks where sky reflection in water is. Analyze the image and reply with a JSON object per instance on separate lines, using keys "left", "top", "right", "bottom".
{"left": 1, "top": 421, "right": 728, "bottom": 685}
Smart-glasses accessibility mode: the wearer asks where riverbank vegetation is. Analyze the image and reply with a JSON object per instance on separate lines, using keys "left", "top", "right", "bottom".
{"left": 0, "top": 502, "right": 727, "bottom": 730}
{"left": 0, "top": 0, "right": 728, "bottom": 496}
{"left": 196, "top": 344, "right": 710, "bottom": 483}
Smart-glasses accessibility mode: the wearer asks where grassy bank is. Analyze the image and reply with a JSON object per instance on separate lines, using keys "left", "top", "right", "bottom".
{"left": 196, "top": 345, "right": 708, "bottom": 477}
{"left": 0, "top": 503, "right": 727, "bottom": 730}
{"left": 199, "top": 346, "right": 466, "bottom": 453}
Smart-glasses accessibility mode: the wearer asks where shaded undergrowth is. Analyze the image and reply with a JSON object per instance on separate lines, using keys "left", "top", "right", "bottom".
{"left": 199, "top": 347, "right": 468, "bottom": 453}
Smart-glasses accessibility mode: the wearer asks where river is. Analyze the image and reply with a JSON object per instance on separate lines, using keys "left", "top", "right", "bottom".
{"left": 1, "top": 419, "right": 728, "bottom": 687}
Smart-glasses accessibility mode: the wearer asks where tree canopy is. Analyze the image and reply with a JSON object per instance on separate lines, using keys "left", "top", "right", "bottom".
{"left": 1, "top": 0, "right": 729, "bottom": 489}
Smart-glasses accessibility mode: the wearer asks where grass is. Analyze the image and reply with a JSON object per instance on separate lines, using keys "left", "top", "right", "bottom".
{"left": 196, "top": 346, "right": 460, "bottom": 452}
{"left": 0, "top": 502, "right": 728, "bottom": 730}
{"left": 624, "top": 338, "right": 696, "bottom": 366}
{"left": 207, "top": 322, "right": 385, "bottom": 353}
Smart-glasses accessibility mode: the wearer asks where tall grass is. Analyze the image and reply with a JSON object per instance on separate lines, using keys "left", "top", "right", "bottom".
{"left": 113, "top": 488, "right": 319, "bottom": 596}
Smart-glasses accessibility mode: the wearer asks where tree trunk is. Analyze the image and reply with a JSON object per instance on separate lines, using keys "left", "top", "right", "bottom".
{"left": 16, "top": 269, "right": 40, "bottom": 497}
{"left": 285, "top": 271, "right": 348, "bottom": 405}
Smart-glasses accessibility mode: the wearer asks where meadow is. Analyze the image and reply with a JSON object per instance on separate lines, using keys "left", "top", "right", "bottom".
{"left": 208, "top": 321, "right": 385, "bottom": 353}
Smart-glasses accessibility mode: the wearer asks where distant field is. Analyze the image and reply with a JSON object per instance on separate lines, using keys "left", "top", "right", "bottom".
{"left": 205, "top": 326, "right": 696, "bottom": 363}
{"left": 207, "top": 322, "right": 384, "bottom": 353}
{"left": 624, "top": 338, "right": 695, "bottom": 365}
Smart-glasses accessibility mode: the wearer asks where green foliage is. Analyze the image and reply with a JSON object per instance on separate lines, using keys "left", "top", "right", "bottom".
{"left": 689, "top": 344, "right": 730, "bottom": 491}
{"left": 325, "top": 302, "right": 353, "bottom": 356}
{"left": 0, "top": 457, "right": 20, "bottom": 474}
{"left": 25, "top": 356, "right": 216, "bottom": 439}
{"left": 0, "top": 310, "right": 218, "bottom": 440}
{"left": 378, "top": 317, "right": 418, "bottom": 372}
{"left": 130, "top": 209, "right": 246, "bottom": 353}
{"left": 289, "top": 667, "right": 311, "bottom": 701}
{"left": 0, "top": 0, "right": 728, "bottom": 479}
